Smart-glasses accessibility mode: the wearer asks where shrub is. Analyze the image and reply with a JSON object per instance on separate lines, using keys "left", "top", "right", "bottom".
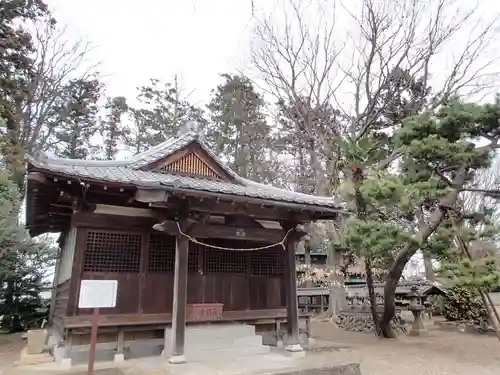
{"left": 442, "top": 286, "right": 488, "bottom": 324}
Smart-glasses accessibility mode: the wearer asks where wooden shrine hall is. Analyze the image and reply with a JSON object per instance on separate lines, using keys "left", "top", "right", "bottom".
{"left": 25, "top": 123, "right": 343, "bottom": 364}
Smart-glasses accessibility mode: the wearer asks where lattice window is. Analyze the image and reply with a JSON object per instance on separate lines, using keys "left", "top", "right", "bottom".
{"left": 163, "top": 152, "right": 219, "bottom": 179}
{"left": 148, "top": 234, "right": 175, "bottom": 273}
{"left": 203, "top": 239, "right": 249, "bottom": 274}
{"left": 83, "top": 231, "right": 142, "bottom": 273}
{"left": 188, "top": 243, "right": 201, "bottom": 273}
{"left": 250, "top": 246, "right": 285, "bottom": 276}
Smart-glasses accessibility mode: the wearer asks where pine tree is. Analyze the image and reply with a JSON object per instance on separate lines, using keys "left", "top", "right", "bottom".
{"left": 337, "top": 96, "right": 500, "bottom": 337}
{"left": 206, "top": 74, "right": 273, "bottom": 182}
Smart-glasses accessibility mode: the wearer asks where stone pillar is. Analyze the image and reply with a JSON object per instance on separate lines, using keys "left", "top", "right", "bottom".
{"left": 328, "top": 271, "right": 347, "bottom": 319}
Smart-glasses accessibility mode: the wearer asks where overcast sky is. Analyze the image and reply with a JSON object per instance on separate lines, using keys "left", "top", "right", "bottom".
{"left": 45, "top": 0, "right": 266, "bottom": 106}
{"left": 42, "top": 0, "right": 500, "bottom": 275}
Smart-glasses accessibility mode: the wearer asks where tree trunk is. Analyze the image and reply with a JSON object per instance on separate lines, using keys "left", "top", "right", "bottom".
{"left": 423, "top": 253, "right": 435, "bottom": 281}
{"left": 365, "top": 256, "right": 381, "bottom": 335}
{"left": 379, "top": 169, "right": 466, "bottom": 337}
{"left": 304, "top": 245, "right": 311, "bottom": 265}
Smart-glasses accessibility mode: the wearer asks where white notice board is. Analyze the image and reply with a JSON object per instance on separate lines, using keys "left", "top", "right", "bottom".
{"left": 78, "top": 280, "right": 118, "bottom": 309}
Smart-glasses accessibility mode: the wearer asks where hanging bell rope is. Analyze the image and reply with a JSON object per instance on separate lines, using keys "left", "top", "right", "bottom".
{"left": 175, "top": 222, "right": 293, "bottom": 251}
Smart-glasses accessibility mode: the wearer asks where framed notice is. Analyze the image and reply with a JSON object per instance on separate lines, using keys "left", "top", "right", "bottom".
{"left": 78, "top": 280, "right": 118, "bottom": 309}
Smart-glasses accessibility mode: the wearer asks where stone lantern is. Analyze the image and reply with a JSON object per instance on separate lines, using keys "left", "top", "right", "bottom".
{"left": 407, "top": 285, "right": 426, "bottom": 336}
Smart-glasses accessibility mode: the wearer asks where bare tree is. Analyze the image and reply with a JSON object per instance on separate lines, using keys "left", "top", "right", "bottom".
{"left": 251, "top": 0, "right": 500, "bottom": 194}
{"left": 251, "top": 0, "right": 500, "bottom": 336}
{"left": 461, "top": 159, "right": 500, "bottom": 223}
{"left": 251, "top": 0, "right": 348, "bottom": 196}
{"left": 21, "top": 21, "right": 100, "bottom": 154}
{"left": 0, "top": 21, "right": 98, "bottom": 151}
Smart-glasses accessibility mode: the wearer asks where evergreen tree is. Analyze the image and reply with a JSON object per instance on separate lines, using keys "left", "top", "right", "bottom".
{"left": 0, "top": 0, "right": 51, "bottom": 189}
{"left": 276, "top": 97, "right": 341, "bottom": 194}
{"left": 52, "top": 77, "right": 103, "bottom": 159}
{"left": 126, "top": 77, "right": 206, "bottom": 153}
{"left": 206, "top": 74, "right": 273, "bottom": 182}
{"left": 101, "top": 96, "right": 128, "bottom": 160}
{"left": 337, "top": 97, "right": 500, "bottom": 337}
{"left": 0, "top": 171, "right": 55, "bottom": 332}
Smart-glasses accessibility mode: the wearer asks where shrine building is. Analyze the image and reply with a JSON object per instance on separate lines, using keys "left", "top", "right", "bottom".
{"left": 25, "top": 123, "right": 342, "bottom": 365}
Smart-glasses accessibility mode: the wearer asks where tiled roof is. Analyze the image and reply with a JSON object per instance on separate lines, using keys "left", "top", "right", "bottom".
{"left": 27, "top": 131, "right": 343, "bottom": 210}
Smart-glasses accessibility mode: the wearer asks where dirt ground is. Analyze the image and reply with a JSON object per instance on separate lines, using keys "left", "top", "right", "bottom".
{"left": 0, "top": 333, "right": 25, "bottom": 374}
{"left": 311, "top": 319, "right": 500, "bottom": 375}
{"left": 1, "top": 320, "right": 500, "bottom": 374}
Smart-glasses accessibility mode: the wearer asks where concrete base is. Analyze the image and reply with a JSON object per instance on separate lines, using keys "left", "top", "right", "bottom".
{"left": 26, "top": 329, "right": 48, "bottom": 355}
{"left": 60, "top": 357, "right": 72, "bottom": 369}
{"left": 164, "top": 352, "right": 361, "bottom": 375}
{"left": 163, "top": 324, "right": 270, "bottom": 361}
{"left": 52, "top": 338, "right": 164, "bottom": 367}
{"left": 14, "top": 347, "right": 54, "bottom": 367}
{"left": 262, "top": 331, "right": 311, "bottom": 348}
{"left": 168, "top": 354, "right": 186, "bottom": 364}
{"left": 285, "top": 343, "right": 303, "bottom": 352}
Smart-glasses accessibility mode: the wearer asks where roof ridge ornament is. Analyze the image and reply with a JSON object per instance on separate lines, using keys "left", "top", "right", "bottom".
{"left": 177, "top": 120, "right": 200, "bottom": 137}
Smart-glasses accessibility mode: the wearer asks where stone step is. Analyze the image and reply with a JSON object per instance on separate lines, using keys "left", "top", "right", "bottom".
{"left": 166, "top": 335, "right": 264, "bottom": 352}
{"left": 14, "top": 348, "right": 54, "bottom": 367}
{"left": 165, "top": 324, "right": 256, "bottom": 341}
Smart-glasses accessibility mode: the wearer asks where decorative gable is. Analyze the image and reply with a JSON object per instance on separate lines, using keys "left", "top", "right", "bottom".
{"left": 161, "top": 151, "right": 220, "bottom": 179}
{"left": 143, "top": 141, "right": 235, "bottom": 182}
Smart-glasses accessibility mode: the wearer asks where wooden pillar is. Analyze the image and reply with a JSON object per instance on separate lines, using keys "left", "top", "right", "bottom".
{"left": 169, "top": 233, "right": 190, "bottom": 364}
{"left": 284, "top": 235, "right": 302, "bottom": 352}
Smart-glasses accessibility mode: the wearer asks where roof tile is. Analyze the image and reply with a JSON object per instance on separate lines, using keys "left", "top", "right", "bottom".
{"left": 27, "top": 131, "right": 343, "bottom": 210}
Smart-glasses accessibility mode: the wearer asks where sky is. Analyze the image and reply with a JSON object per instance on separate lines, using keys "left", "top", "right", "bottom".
{"left": 45, "top": 0, "right": 264, "bottom": 107}
{"left": 44, "top": 0, "right": 500, "bottom": 110}
{"left": 42, "top": 0, "right": 500, "bottom": 278}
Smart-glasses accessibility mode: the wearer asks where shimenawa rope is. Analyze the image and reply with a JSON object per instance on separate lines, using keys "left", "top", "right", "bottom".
{"left": 175, "top": 222, "right": 293, "bottom": 251}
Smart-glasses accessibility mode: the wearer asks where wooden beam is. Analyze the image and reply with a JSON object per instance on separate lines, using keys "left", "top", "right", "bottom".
{"left": 152, "top": 220, "right": 286, "bottom": 243}
{"left": 136, "top": 189, "right": 341, "bottom": 221}
{"left": 72, "top": 212, "right": 160, "bottom": 230}
{"left": 284, "top": 232, "right": 302, "bottom": 353}
{"left": 27, "top": 172, "right": 51, "bottom": 185}
{"left": 93, "top": 204, "right": 155, "bottom": 217}
{"left": 169, "top": 221, "right": 190, "bottom": 364}
{"left": 148, "top": 198, "right": 307, "bottom": 221}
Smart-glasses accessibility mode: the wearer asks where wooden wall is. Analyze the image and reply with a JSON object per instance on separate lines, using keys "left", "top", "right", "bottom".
{"left": 63, "top": 213, "right": 286, "bottom": 319}
{"left": 52, "top": 279, "right": 70, "bottom": 330}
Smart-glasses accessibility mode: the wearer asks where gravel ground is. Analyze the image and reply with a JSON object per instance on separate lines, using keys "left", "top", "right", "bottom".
{"left": 311, "top": 319, "right": 500, "bottom": 375}
{"left": 2, "top": 321, "right": 500, "bottom": 375}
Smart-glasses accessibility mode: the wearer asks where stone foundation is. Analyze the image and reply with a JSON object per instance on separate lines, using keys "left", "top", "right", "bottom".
{"left": 335, "top": 311, "right": 407, "bottom": 334}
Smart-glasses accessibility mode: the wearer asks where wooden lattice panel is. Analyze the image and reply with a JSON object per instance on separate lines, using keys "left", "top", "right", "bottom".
{"left": 148, "top": 234, "right": 176, "bottom": 273}
{"left": 83, "top": 231, "right": 142, "bottom": 273}
{"left": 163, "top": 152, "right": 219, "bottom": 179}
{"left": 250, "top": 247, "right": 285, "bottom": 276}
{"left": 199, "top": 239, "right": 284, "bottom": 275}
{"left": 148, "top": 234, "right": 200, "bottom": 273}
{"left": 188, "top": 243, "right": 201, "bottom": 273}
{"left": 204, "top": 248, "right": 248, "bottom": 274}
